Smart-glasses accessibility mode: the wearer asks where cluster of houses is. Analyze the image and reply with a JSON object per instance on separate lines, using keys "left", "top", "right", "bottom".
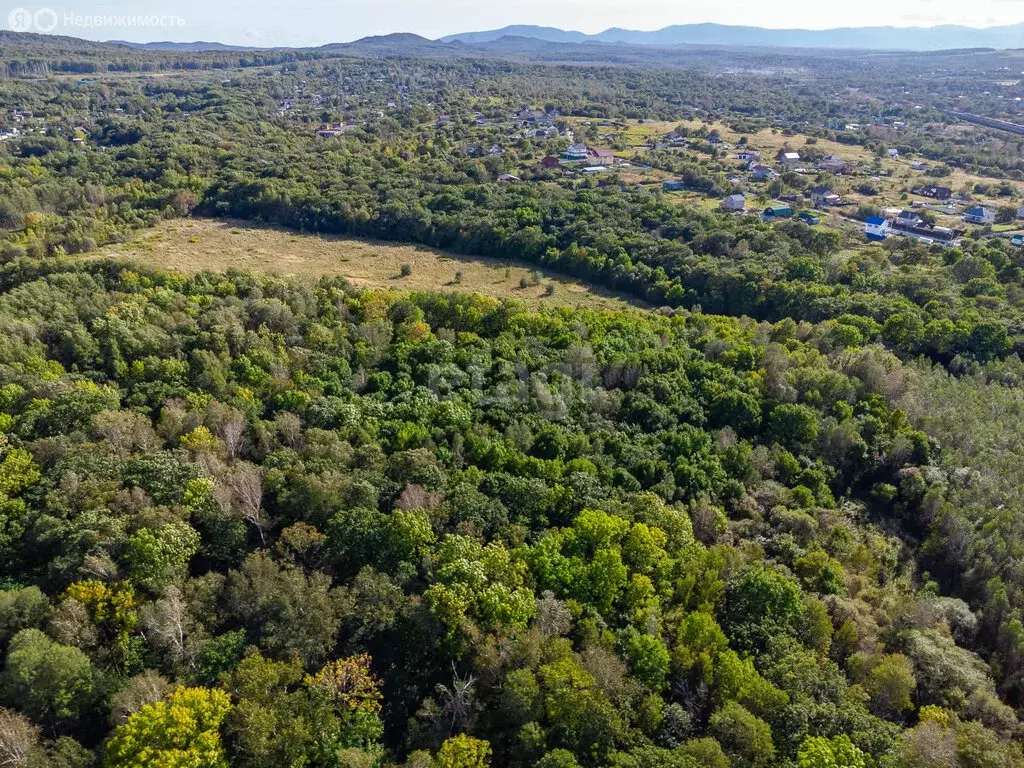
{"left": 864, "top": 210, "right": 963, "bottom": 247}
{"left": 1, "top": 109, "right": 36, "bottom": 142}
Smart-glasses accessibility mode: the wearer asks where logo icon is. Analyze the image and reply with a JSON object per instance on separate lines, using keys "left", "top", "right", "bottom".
{"left": 33, "top": 7, "right": 57, "bottom": 32}
{"left": 7, "top": 7, "right": 33, "bottom": 31}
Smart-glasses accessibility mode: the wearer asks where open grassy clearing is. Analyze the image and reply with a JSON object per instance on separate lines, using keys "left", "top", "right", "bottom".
{"left": 90, "top": 219, "right": 643, "bottom": 312}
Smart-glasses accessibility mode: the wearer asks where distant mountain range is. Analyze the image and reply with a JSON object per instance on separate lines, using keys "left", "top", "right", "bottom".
{"left": 441, "top": 22, "right": 1024, "bottom": 51}
{"left": 113, "top": 40, "right": 256, "bottom": 51}
{"left": 10, "top": 20, "right": 1023, "bottom": 56}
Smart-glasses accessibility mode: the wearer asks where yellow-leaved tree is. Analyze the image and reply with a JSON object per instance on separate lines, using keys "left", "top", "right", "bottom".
{"left": 103, "top": 686, "right": 231, "bottom": 768}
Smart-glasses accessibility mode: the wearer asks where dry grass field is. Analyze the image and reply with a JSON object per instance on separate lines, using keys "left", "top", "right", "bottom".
{"left": 91, "top": 219, "right": 643, "bottom": 312}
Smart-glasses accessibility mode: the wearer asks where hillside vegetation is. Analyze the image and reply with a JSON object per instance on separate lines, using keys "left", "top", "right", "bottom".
{"left": 2, "top": 32, "right": 1024, "bottom": 768}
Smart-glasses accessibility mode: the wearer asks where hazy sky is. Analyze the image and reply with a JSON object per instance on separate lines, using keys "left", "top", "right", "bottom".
{"left": 3, "top": 0, "right": 1022, "bottom": 46}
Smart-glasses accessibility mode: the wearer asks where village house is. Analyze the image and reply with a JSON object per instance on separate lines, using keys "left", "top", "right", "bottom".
{"left": 963, "top": 207, "right": 995, "bottom": 225}
{"left": 515, "top": 108, "right": 547, "bottom": 124}
{"left": 562, "top": 143, "right": 589, "bottom": 161}
{"left": 751, "top": 165, "right": 779, "bottom": 181}
{"left": 736, "top": 150, "right": 760, "bottom": 163}
{"left": 663, "top": 180, "right": 687, "bottom": 191}
{"left": 437, "top": 115, "right": 452, "bottom": 126}
{"left": 540, "top": 155, "right": 561, "bottom": 169}
{"left": 1011, "top": 234, "right": 1024, "bottom": 248}
{"left": 799, "top": 211, "right": 821, "bottom": 225}
{"left": 897, "top": 210, "right": 924, "bottom": 228}
{"left": 918, "top": 185, "right": 952, "bottom": 200}
{"left": 818, "top": 155, "right": 849, "bottom": 175}
{"left": 909, "top": 161, "right": 928, "bottom": 171}
{"left": 865, "top": 216, "right": 890, "bottom": 240}
{"left": 316, "top": 123, "right": 346, "bottom": 138}
{"left": 889, "top": 216, "right": 962, "bottom": 247}
{"left": 778, "top": 150, "right": 801, "bottom": 166}
{"left": 810, "top": 186, "right": 841, "bottom": 208}
{"left": 720, "top": 194, "right": 747, "bottom": 212}
{"left": 887, "top": 148, "right": 900, "bottom": 159}
{"left": 498, "top": 174, "right": 521, "bottom": 183}
{"left": 588, "top": 148, "right": 617, "bottom": 166}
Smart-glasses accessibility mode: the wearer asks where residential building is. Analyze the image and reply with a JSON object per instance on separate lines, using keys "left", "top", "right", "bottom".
{"left": 810, "top": 186, "right": 841, "bottom": 208}
{"left": 751, "top": 165, "right": 779, "bottom": 181}
{"left": 864, "top": 217, "right": 890, "bottom": 240}
{"left": 897, "top": 210, "right": 924, "bottom": 227}
{"left": 316, "top": 123, "right": 346, "bottom": 138}
{"left": 919, "top": 185, "right": 952, "bottom": 200}
{"left": 663, "top": 180, "right": 686, "bottom": 191}
{"left": 540, "top": 155, "right": 561, "bottom": 169}
{"left": 963, "top": 207, "right": 995, "bottom": 225}
{"left": 562, "top": 143, "right": 589, "bottom": 161}
{"left": 799, "top": 211, "right": 822, "bottom": 225}
{"left": 1011, "top": 234, "right": 1024, "bottom": 247}
{"left": 498, "top": 174, "right": 521, "bottom": 183}
{"left": 736, "top": 150, "right": 760, "bottom": 163}
{"left": 588, "top": 148, "right": 617, "bottom": 166}
{"left": 887, "top": 148, "right": 900, "bottom": 158}
{"left": 818, "top": 155, "right": 848, "bottom": 174}
{"left": 779, "top": 150, "right": 801, "bottom": 166}
{"left": 720, "top": 194, "right": 747, "bottom": 212}
{"left": 890, "top": 218, "right": 962, "bottom": 246}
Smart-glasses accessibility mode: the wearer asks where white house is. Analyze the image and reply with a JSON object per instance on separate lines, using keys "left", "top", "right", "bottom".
{"left": 865, "top": 217, "right": 890, "bottom": 240}
{"left": 963, "top": 207, "right": 995, "bottom": 225}
{"left": 562, "top": 143, "right": 589, "bottom": 161}
{"left": 887, "top": 148, "right": 900, "bottom": 159}
{"left": 779, "top": 151, "right": 801, "bottom": 166}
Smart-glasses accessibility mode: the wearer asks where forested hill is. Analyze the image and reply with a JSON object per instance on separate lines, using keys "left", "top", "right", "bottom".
{"left": 3, "top": 34, "right": 1024, "bottom": 768}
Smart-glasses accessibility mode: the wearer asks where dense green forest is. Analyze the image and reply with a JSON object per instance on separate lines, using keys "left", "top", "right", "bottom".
{"left": 2, "top": 32, "right": 1024, "bottom": 768}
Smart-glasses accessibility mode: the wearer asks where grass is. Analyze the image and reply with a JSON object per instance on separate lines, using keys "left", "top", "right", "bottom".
{"left": 90, "top": 219, "right": 643, "bottom": 312}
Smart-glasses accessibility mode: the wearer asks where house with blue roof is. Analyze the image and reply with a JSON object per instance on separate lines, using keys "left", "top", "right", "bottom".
{"left": 963, "top": 207, "right": 994, "bottom": 225}
{"left": 865, "top": 217, "right": 890, "bottom": 240}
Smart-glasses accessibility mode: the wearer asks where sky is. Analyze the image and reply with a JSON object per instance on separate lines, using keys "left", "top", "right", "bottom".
{"left": 2, "top": 0, "right": 1022, "bottom": 46}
